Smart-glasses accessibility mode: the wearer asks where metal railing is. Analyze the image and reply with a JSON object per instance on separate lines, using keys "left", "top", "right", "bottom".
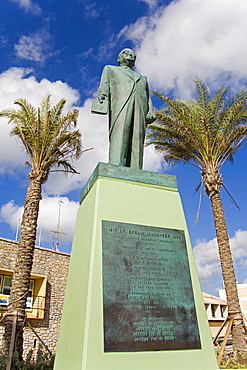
{"left": 0, "top": 295, "right": 46, "bottom": 318}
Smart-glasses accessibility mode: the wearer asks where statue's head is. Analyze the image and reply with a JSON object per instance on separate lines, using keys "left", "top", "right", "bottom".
{"left": 118, "top": 48, "right": 136, "bottom": 68}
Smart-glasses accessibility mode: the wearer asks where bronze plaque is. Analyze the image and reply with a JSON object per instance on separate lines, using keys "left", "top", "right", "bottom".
{"left": 102, "top": 221, "right": 201, "bottom": 352}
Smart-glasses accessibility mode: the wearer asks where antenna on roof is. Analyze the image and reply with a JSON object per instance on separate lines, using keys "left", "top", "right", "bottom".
{"left": 51, "top": 200, "right": 67, "bottom": 251}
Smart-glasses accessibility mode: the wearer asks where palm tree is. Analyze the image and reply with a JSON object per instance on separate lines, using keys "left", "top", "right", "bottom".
{"left": 0, "top": 96, "right": 82, "bottom": 359}
{"left": 147, "top": 78, "right": 247, "bottom": 353}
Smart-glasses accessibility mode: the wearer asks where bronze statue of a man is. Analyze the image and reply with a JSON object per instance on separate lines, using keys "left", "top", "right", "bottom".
{"left": 92, "top": 48, "right": 156, "bottom": 169}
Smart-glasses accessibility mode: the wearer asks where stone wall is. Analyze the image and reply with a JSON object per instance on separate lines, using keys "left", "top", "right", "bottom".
{"left": 0, "top": 237, "right": 70, "bottom": 355}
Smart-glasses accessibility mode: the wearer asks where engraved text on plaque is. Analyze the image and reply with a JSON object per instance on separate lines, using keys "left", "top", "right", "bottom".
{"left": 102, "top": 221, "right": 201, "bottom": 352}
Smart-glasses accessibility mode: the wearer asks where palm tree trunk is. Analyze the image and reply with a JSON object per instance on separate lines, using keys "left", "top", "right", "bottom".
{"left": 4, "top": 174, "right": 42, "bottom": 359}
{"left": 210, "top": 190, "right": 246, "bottom": 352}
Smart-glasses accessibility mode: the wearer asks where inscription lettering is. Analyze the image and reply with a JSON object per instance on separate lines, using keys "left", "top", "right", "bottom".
{"left": 102, "top": 221, "right": 201, "bottom": 352}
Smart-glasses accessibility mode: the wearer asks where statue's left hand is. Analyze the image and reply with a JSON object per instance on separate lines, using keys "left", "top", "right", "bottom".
{"left": 146, "top": 112, "right": 156, "bottom": 124}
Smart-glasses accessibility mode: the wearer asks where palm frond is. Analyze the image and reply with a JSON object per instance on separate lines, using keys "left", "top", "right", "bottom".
{"left": 0, "top": 96, "right": 82, "bottom": 183}
{"left": 149, "top": 80, "right": 247, "bottom": 173}
{"left": 194, "top": 77, "right": 211, "bottom": 111}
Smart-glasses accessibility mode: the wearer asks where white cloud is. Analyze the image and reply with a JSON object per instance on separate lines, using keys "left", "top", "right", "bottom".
{"left": 15, "top": 30, "right": 52, "bottom": 62}
{"left": 143, "top": 144, "right": 164, "bottom": 172}
{"left": 0, "top": 197, "right": 78, "bottom": 248}
{"left": 138, "top": 0, "right": 159, "bottom": 9}
{"left": 0, "top": 67, "right": 80, "bottom": 175}
{"left": 229, "top": 230, "right": 247, "bottom": 270}
{"left": 193, "top": 229, "right": 247, "bottom": 283}
{"left": 37, "top": 197, "right": 78, "bottom": 244}
{"left": 84, "top": 3, "right": 100, "bottom": 19}
{"left": 9, "top": 0, "right": 41, "bottom": 15}
{"left": 0, "top": 68, "right": 79, "bottom": 109}
{"left": 0, "top": 200, "right": 23, "bottom": 234}
{"left": 121, "top": 0, "right": 247, "bottom": 97}
{"left": 193, "top": 237, "right": 220, "bottom": 280}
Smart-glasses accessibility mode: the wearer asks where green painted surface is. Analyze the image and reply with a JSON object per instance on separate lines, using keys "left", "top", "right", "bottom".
{"left": 80, "top": 162, "right": 177, "bottom": 203}
{"left": 55, "top": 166, "right": 219, "bottom": 370}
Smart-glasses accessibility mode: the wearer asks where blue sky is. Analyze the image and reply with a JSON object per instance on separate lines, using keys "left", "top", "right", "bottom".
{"left": 1, "top": 0, "right": 247, "bottom": 296}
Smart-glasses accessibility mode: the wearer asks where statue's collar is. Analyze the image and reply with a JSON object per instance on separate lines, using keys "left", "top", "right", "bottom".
{"left": 118, "top": 66, "right": 141, "bottom": 82}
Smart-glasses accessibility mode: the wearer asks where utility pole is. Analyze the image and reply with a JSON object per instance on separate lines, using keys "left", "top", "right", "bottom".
{"left": 51, "top": 200, "right": 67, "bottom": 251}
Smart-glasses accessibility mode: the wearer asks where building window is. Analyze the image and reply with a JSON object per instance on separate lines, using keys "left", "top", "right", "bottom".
{"left": 0, "top": 270, "right": 46, "bottom": 319}
{"left": 2, "top": 277, "right": 12, "bottom": 296}
{"left": 220, "top": 305, "right": 227, "bottom": 318}
{"left": 211, "top": 304, "right": 216, "bottom": 317}
{"left": 29, "top": 280, "right": 34, "bottom": 297}
{"left": 0, "top": 276, "right": 34, "bottom": 299}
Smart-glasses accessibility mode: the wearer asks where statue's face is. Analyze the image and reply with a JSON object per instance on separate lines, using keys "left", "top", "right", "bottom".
{"left": 118, "top": 49, "right": 136, "bottom": 68}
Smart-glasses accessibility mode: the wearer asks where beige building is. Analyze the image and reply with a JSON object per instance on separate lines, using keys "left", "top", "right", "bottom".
{"left": 0, "top": 237, "right": 70, "bottom": 355}
{"left": 202, "top": 292, "right": 228, "bottom": 338}
{"left": 219, "top": 283, "right": 247, "bottom": 321}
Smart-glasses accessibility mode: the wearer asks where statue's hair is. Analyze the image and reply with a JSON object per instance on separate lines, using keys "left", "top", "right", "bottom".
{"left": 117, "top": 48, "right": 136, "bottom": 65}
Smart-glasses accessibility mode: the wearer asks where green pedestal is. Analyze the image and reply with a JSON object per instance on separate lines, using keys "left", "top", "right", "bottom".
{"left": 54, "top": 163, "right": 218, "bottom": 370}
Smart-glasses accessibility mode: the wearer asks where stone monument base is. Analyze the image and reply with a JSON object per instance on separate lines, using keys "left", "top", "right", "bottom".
{"left": 54, "top": 163, "right": 218, "bottom": 370}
